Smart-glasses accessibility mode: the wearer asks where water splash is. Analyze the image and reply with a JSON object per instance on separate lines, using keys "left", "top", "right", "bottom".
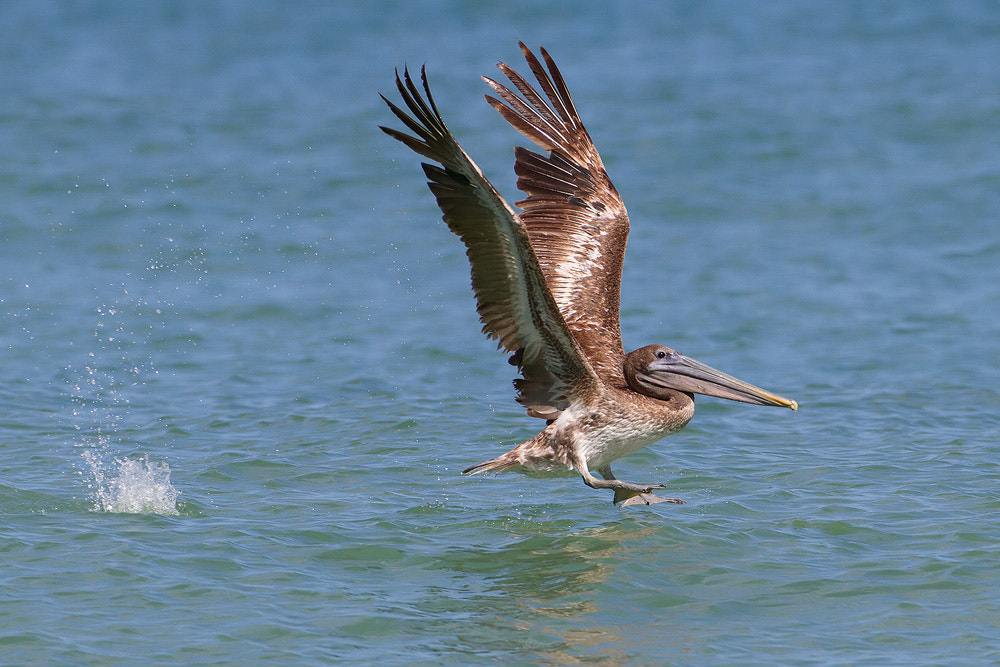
{"left": 68, "top": 275, "right": 186, "bottom": 516}
{"left": 82, "top": 450, "right": 180, "bottom": 516}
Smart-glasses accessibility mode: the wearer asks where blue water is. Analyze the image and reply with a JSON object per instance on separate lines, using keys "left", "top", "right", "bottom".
{"left": 3, "top": 1, "right": 1000, "bottom": 664}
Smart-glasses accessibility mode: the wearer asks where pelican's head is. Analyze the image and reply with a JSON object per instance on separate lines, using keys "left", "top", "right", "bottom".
{"left": 624, "top": 344, "right": 797, "bottom": 410}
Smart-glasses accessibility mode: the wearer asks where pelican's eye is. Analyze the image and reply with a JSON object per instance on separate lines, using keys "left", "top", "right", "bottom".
{"left": 656, "top": 349, "right": 667, "bottom": 359}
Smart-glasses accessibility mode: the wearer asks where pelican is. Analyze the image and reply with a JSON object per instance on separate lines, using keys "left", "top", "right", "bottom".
{"left": 381, "top": 43, "right": 797, "bottom": 507}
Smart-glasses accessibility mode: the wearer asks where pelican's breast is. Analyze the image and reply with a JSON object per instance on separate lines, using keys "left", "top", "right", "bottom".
{"left": 566, "top": 391, "right": 695, "bottom": 471}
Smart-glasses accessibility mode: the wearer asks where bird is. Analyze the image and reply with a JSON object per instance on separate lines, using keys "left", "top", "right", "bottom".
{"left": 380, "top": 42, "right": 797, "bottom": 507}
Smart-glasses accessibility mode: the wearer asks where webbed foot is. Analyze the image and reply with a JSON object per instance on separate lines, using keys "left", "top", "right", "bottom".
{"left": 615, "top": 489, "right": 685, "bottom": 508}
{"left": 590, "top": 465, "right": 684, "bottom": 508}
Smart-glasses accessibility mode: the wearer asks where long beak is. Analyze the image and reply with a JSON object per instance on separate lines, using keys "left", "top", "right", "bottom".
{"left": 640, "top": 352, "right": 797, "bottom": 410}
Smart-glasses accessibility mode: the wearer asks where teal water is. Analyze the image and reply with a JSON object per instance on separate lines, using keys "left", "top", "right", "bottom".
{"left": 3, "top": 1, "right": 1000, "bottom": 664}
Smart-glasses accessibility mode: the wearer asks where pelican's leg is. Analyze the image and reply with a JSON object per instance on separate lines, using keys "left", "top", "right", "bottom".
{"left": 577, "top": 464, "right": 684, "bottom": 507}
{"left": 572, "top": 452, "right": 681, "bottom": 507}
{"left": 578, "top": 465, "right": 665, "bottom": 505}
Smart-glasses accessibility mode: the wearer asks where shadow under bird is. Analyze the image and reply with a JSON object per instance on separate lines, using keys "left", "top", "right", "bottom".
{"left": 380, "top": 43, "right": 797, "bottom": 507}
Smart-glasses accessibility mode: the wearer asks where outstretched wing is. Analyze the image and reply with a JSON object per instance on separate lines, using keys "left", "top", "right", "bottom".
{"left": 483, "top": 43, "right": 631, "bottom": 386}
{"left": 380, "top": 66, "right": 600, "bottom": 418}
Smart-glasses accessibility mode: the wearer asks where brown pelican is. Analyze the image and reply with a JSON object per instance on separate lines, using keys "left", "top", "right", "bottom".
{"left": 381, "top": 43, "right": 797, "bottom": 507}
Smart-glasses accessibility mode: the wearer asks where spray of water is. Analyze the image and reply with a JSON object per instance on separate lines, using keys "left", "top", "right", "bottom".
{"left": 82, "top": 450, "right": 180, "bottom": 515}
{"left": 69, "top": 278, "right": 183, "bottom": 516}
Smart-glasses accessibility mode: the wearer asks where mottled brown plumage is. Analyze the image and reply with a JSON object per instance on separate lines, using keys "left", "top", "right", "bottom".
{"left": 381, "top": 43, "right": 796, "bottom": 507}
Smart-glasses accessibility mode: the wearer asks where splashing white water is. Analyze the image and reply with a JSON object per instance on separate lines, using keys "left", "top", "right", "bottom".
{"left": 67, "top": 276, "right": 189, "bottom": 517}
{"left": 82, "top": 450, "right": 180, "bottom": 516}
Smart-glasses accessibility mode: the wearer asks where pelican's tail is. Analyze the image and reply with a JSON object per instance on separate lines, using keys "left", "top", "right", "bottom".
{"left": 462, "top": 456, "right": 516, "bottom": 476}
{"left": 462, "top": 432, "right": 576, "bottom": 479}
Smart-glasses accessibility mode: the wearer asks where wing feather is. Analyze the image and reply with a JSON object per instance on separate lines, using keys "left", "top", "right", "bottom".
{"left": 380, "top": 66, "right": 600, "bottom": 418}
{"left": 484, "top": 43, "right": 631, "bottom": 386}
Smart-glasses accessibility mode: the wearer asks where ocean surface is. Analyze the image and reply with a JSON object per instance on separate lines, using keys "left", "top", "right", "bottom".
{"left": 3, "top": 1, "right": 999, "bottom": 664}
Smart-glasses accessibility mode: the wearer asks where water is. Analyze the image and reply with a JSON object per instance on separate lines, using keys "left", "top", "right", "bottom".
{"left": 3, "top": 1, "right": 999, "bottom": 664}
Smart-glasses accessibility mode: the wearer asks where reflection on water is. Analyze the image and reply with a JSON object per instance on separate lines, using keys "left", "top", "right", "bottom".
{"left": 431, "top": 518, "right": 673, "bottom": 659}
